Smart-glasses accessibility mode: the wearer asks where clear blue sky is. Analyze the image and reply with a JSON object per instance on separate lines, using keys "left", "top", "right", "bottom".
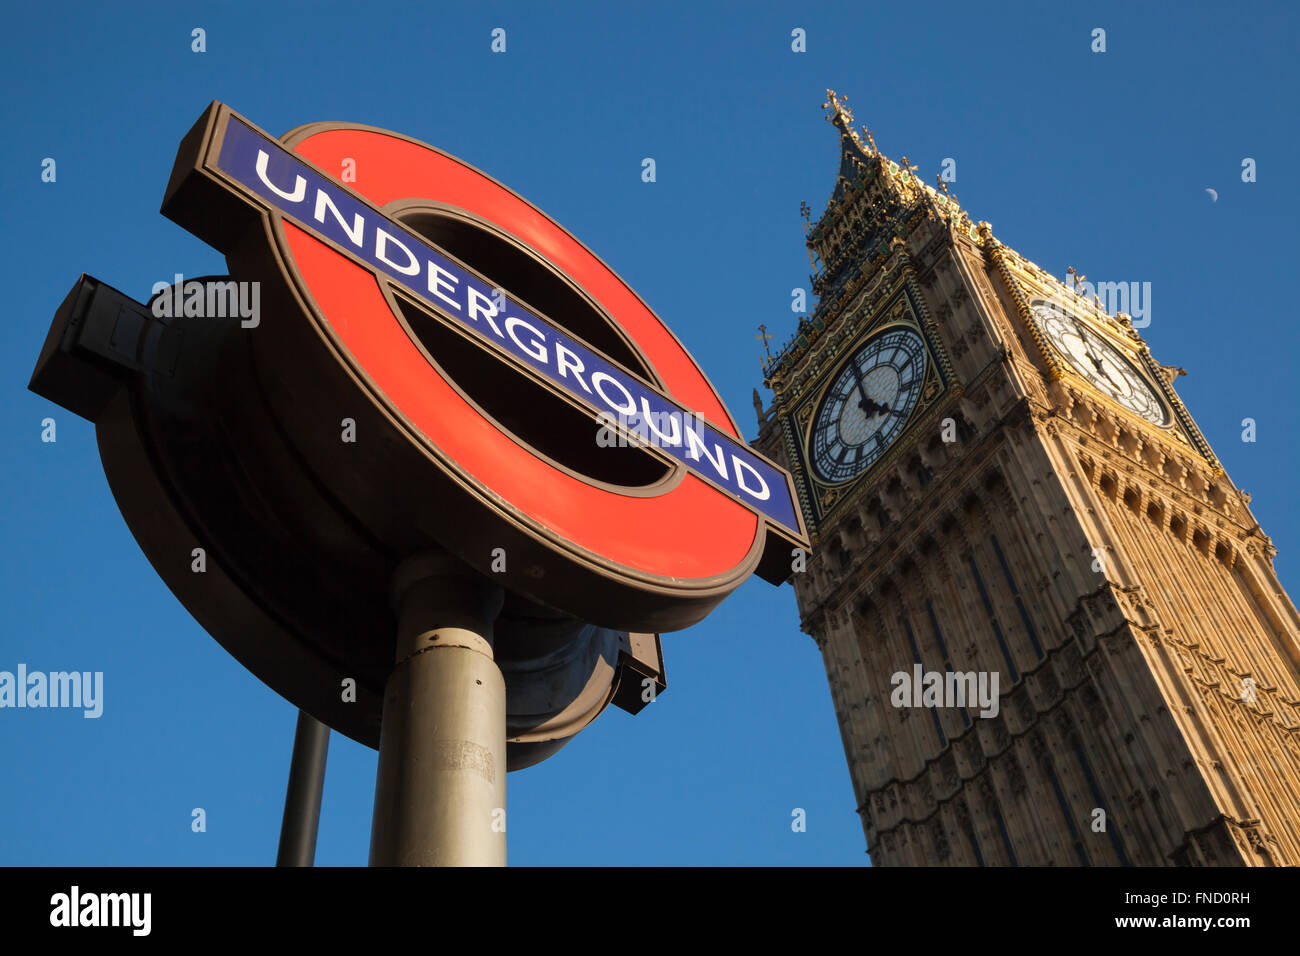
{"left": 2, "top": 0, "right": 1296, "bottom": 866}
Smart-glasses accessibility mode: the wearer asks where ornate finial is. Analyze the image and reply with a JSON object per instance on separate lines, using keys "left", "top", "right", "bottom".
{"left": 899, "top": 156, "right": 919, "bottom": 177}
{"left": 824, "top": 89, "right": 863, "bottom": 144}
{"left": 824, "top": 89, "right": 852, "bottom": 124}
{"left": 934, "top": 174, "right": 949, "bottom": 195}
{"left": 1067, "top": 266, "right": 1086, "bottom": 293}
{"left": 756, "top": 323, "right": 774, "bottom": 370}
{"left": 864, "top": 127, "right": 877, "bottom": 153}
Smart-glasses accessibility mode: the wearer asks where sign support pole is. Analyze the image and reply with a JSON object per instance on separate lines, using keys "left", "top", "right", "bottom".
{"left": 369, "top": 552, "right": 507, "bottom": 866}
{"left": 276, "top": 710, "right": 330, "bottom": 866}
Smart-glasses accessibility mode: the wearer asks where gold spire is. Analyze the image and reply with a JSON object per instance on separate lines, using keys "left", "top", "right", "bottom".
{"left": 770, "top": 93, "right": 977, "bottom": 380}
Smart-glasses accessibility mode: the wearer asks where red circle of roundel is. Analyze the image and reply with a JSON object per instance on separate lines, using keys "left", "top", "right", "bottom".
{"left": 279, "top": 127, "right": 758, "bottom": 580}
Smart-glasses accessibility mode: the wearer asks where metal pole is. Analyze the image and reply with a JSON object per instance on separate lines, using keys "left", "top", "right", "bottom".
{"left": 276, "top": 710, "right": 330, "bottom": 866}
{"left": 369, "top": 551, "right": 507, "bottom": 866}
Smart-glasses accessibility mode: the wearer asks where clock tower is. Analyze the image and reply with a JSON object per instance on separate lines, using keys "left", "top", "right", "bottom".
{"left": 753, "top": 91, "right": 1300, "bottom": 866}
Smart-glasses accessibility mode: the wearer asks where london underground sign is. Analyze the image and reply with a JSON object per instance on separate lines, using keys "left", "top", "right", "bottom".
{"left": 210, "top": 116, "right": 799, "bottom": 534}
{"left": 161, "top": 102, "right": 806, "bottom": 629}
{"left": 30, "top": 102, "right": 808, "bottom": 761}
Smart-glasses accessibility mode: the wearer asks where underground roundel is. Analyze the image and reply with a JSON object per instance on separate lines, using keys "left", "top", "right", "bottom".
{"left": 160, "top": 102, "right": 807, "bottom": 632}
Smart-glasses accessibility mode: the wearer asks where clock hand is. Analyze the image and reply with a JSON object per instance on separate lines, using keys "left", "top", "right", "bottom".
{"left": 1073, "top": 321, "right": 1121, "bottom": 388}
{"left": 1083, "top": 345, "right": 1120, "bottom": 387}
{"left": 849, "top": 361, "right": 873, "bottom": 411}
{"left": 1098, "top": 359, "right": 1123, "bottom": 389}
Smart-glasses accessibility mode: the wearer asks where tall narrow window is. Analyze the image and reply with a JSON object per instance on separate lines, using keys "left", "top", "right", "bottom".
{"left": 903, "top": 616, "right": 946, "bottom": 749}
{"left": 926, "top": 599, "right": 971, "bottom": 728}
{"left": 992, "top": 801, "right": 1018, "bottom": 866}
{"left": 962, "top": 804, "right": 986, "bottom": 867}
{"left": 1075, "top": 744, "right": 1130, "bottom": 866}
{"left": 991, "top": 535, "right": 1045, "bottom": 660}
{"left": 1045, "top": 761, "right": 1090, "bottom": 866}
{"left": 969, "top": 553, "right": 1020, "bottom": 682}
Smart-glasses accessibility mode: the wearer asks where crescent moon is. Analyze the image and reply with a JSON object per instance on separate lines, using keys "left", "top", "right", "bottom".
{"left": 1206, "top": 188, "right": 1219, "bottom": 202}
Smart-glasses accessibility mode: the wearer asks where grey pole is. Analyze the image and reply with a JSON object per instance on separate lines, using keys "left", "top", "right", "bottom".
{"left": 369, "top": 551, "right": 507, "bottom": 866}
{"left": 276, "top": 710, "right": 331, "bottom": 866}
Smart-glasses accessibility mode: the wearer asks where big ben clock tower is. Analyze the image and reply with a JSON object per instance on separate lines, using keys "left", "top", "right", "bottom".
{"left": 753, "top": 91, "right": 1300, "bottom": 866}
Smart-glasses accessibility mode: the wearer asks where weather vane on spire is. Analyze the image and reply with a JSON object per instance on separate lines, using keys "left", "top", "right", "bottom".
{"left": 823, "top": 89, "right": 866, "bottom": 147}
{"left": 824, "top": 89, "right": 852, "bottom": 123}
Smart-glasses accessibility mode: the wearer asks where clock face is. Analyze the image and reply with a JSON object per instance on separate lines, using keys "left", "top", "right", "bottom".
{"left": 1031, "top": 300, "right": 1169, "bottom": 426}
{"left": 810, "top": 327, "right": 927, "bottom": 483}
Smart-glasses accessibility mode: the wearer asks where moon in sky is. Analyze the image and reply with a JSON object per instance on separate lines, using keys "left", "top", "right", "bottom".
{"left": 1206, "top": 188, "right": 1219, "bottom": 202}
